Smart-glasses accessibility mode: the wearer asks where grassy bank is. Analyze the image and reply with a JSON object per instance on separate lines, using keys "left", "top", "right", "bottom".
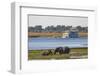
{"left": 28, "top": 48, "right": 88, "bottom": 60}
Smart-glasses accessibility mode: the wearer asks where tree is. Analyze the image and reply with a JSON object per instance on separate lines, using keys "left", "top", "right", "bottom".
{"left": 82, "top": 27, "right": 88, "bottom": 32}
{"left": 56, "top": 25, "right": 63, "bottom": 32}
{"left": 34, "top": 25, "right": 43, "bottom": 32}
{"left": 44, "top": 25, "right": 55, "bottom": 32}
{"left": 28, "top": 27, "right": 34, "bottom": 32}
{"left": 65, "top": 26, "right": 72, "bottom": 31}
{"left": 76, "top": 26, "right": 82, "bottom": 32}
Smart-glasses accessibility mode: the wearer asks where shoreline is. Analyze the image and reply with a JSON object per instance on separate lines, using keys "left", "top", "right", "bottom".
{"left": 28, "top": 47, "right": 88, "bottom": 51}
{"left": 28, "top": 32, "right": 88, "bottom": 38}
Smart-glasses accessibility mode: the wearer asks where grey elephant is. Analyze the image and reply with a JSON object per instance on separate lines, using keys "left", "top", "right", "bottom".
{"left": 54, "top": 47, "right": 70, "bottom": 55}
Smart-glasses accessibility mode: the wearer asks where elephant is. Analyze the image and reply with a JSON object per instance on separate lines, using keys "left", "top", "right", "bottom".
{"left": 63, "top": 47, "right": 70, "bottom": 54}
{"left": 42, "top": 50, "right": 53, "bottom": 56}
{"left": 54, "top": 47, "right": 70, "bottom": 55}
{"left": 54, "top": 47, "right": 63, "bottom": 55}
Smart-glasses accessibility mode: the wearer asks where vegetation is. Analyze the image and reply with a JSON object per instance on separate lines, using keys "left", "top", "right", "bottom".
{"left": 28, "top": 48, "right": 88, "bottom": 60}
{"left": 28, "top": 25, "right": 88, "bottom": 33}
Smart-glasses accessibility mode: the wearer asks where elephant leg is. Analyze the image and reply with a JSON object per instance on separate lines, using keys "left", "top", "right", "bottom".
{"left": 54, "top": 51, "right": 56, "bottom": 55}
{"left": 59, "top": 51, "right": 62, "bottom": 55}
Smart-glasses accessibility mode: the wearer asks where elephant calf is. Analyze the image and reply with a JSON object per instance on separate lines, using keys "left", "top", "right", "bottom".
{"left": 42, "top": 50, "right": 53, "bottom": 56}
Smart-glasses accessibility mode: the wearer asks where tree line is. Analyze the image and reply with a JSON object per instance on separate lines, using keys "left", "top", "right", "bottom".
{"left": 28, "top": 25, "right": 88, "bottom": 33}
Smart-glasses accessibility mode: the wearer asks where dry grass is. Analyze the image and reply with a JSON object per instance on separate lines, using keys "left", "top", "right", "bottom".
{"left": 28, "top": 32, "right": 87, "bottom": 38}
{"left": 78, "top": 32, "right": 88, "bottom": 37}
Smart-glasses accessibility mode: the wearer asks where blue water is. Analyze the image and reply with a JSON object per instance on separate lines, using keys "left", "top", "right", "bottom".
{"left": 28, "top": 37, "right": 88, "bottom": 50}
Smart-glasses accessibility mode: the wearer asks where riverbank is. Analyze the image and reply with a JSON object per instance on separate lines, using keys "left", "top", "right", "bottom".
{"left": 28, "top": 32, "right": 87, "bottom": 38}
{"left": 28, "top": 47, "right": 88, "bottom": 60}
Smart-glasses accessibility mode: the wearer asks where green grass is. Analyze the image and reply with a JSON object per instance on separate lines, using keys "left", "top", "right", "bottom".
{"left": 28, "top": 48, "right": 88, "bottom": 60}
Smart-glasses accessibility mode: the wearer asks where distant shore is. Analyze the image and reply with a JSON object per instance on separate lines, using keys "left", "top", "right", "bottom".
{"left": 28, "top": 32, "right": 88, "bottom": 38}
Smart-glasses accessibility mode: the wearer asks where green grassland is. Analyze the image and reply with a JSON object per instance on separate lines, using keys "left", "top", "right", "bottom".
{"left": 28, "top": 48, "right": 88, "bottom": 60}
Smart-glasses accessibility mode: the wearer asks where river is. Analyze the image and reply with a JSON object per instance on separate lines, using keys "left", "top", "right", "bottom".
{"left": 28, "top": 37, "right": 88, "bottom": 50}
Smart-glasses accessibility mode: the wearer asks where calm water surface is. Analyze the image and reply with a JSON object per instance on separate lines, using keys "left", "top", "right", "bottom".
{"left": 28, "top": 37, "right": 88, "bottom": 50}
